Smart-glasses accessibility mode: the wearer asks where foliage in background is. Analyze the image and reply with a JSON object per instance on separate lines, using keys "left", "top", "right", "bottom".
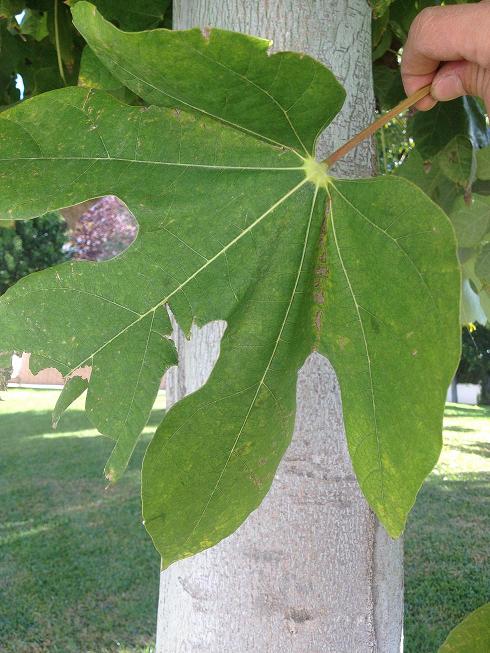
{"left": 457, "top": 324, "right": 490, "bottom": 404}
{"left": 372, "top": 0, "right": 490, "bottom": 325}
{"left": 0, "top": 213, "right": 68, "bottom": 295}
{"left": 0, "top": 0, "right": 171, "bottom": 108}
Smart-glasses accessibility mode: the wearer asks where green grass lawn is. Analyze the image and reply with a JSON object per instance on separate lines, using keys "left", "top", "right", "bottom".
{"left": 0, "top": 391, "right": 488, "bottom": 652}
{"left": 0, "top": 388, "right": 164, "bottom": 653}
{"left": 404, "top": 402, "right": 490, "bottom": 653}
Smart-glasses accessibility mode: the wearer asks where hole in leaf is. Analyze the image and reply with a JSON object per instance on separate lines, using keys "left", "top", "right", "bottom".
{"left": 66, "top": 196, "right": 138, "bottom": 262}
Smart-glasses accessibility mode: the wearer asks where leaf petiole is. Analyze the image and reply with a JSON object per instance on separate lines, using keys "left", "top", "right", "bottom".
{"left": 54, "top": 0, "right": 67, "bottom": 85}
{"left": 323, "top": 84, "right": 431, "bottom": 168}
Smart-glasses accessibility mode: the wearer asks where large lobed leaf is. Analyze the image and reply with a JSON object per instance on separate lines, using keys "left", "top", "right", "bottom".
{"left": 0, "top": 2, "right": 460, "bottom": 565}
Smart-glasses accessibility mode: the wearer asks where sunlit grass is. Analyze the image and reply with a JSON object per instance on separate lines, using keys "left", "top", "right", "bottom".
{"left": 404, "top": 402, "right": 490, "bottom": 653}
{"left": 0, "top": 387, "right": 165, "bottom": 653}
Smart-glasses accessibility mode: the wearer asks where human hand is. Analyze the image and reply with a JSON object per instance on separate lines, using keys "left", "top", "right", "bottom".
{"left": 401, "top": 1, "right": 490, "bottom": 112}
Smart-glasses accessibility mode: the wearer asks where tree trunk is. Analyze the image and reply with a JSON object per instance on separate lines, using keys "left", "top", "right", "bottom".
{"left": 156, "top": 1, "right": 404, "bottom": 651}
{"left": 450, "top": 376, "right": 458, "bottom": 404}
{"left": 480, "top": 374, "right": 490, "bottom": 405}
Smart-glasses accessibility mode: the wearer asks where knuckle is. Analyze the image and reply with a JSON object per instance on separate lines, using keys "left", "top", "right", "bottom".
{"left": 411, "top": 6, "right": 438, "bottom": 37}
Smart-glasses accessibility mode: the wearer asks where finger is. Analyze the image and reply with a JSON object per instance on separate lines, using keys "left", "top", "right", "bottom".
{"left": 401, "top": 2, "right": 490, "bottom": 110}
{"left": 431, "top": 59, "right": 490, "bottom": 112}
{"left": 403, "top": 72, "right": 437, "bottom": 111}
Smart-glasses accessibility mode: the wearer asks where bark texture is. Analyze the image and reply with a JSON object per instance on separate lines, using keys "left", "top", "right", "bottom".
{"left": 156, "top": 2, "right": 404, "bottom": 651}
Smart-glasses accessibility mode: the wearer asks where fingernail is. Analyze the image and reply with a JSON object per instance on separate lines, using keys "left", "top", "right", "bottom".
{"left": 431, "top": 74, "right": 465, "bottom": 102}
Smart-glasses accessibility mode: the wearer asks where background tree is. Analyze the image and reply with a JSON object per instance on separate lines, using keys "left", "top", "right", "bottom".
{"left": 458, "top": 324, "right": 490, "bottom": 404}
{"left": 372, "top": 0, "right": 490, "bottom": 323}
{"left": 0, "top": 213, "right": 68, "bottom": 295}
{"left": 0, "top": 213, "right": 68, "bottom": 388}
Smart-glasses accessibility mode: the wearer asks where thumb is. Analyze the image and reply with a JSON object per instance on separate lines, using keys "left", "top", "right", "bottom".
{"left": 431, "top": 60, "right": 490, "bottom": 108}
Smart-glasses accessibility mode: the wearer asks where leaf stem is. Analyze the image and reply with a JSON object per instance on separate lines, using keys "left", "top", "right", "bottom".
{"left": 54, "top": 0, "right": 67, "bottom": 85}
{"left": 323, "top": 84, "right": 431, "bottom": 168}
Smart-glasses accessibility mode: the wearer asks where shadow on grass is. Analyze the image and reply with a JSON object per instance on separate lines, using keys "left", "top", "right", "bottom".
{"left": 449, "top": 441, "right": 490, "bottom": 459}
{"left": 444, "top": 404, "right": 490, "bottom": 418}
{"left": 444, "top": 425, "right": 475, "bottom": 433}
{"left": 404, "top": 473, "right": 490, "bottom": 653}
{"left": 0, "top": 405, "right": 165, "bottom": 439}
{"left": 0, "top": 402, "right": 165, "bottom": 653}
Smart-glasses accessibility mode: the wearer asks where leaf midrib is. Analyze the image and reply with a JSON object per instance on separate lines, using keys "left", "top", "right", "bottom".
{"left": 183, "top": 42, "right": 310, "bottom": 156}
{"left": 180, "top": 185, "right": 320, "bottom": 548}
{"left": 0, "top": 155, "right": 304, "bottom": 171}
{"left": 327, "top": 183, "right": 385, "bottom": 503}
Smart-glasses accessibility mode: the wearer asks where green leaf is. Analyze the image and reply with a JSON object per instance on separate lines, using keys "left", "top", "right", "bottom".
{"left": 318, "top": 177, "right": 460, "bottom": 532}
{"left": 19, "top": 9, "right": 49, "bottom": 41}
{"left": 461, "top": 277, "right": 486, "bottom": 325}
{"left": 449, "top": 195, "right": 490, "bottom": 248}
{"left": 464, "top": 96, "right": 489, "bottom": 149}
{"left": 477, "top": 145, "right": 490, "bottom": 181}
{"left": 479, "top": 289, "right": 490, "bottom": 322}
{"left": 437, "top": 135, "right": 475, "bottom": 190}
{"left": 52, "top": 375, "right": 88, "bottom": 428}
{"left": 396, "top": 149, "right": 460, "bottom": 213}
{"left": 372, "top": 6, "right": 390, "bottom": 49}
{"left": 438, "top": 603, "right": 490, "bottom": 653}
{"left": 0, "top": 84, "right": 310, "bottom": 482}
{"left": 68, "top": 0, "right": 170, "bottom": 30}
{"left": 389, "top": 0, "right": 434, "bottom": 41}
{"left": 460, "top": 256, "right": 489, "bottom": 325}
{"left": 77, "top": 45, "right": 139, "bottom": 103}
{"left": 370, "top": 0, "right": 394, "bottom": 18}
{"left": 408, "top": 99, "right": 470, "bottom": 160}
{"left": 373, "top": 64, "right": 405, "bottom": 111}
{"left": 396, "top": 149, "right": 443, "bottom": 196}
{"left": 372, "top": 28, "right": 391, "bottom": 62}
{"left": 475, "top": 243, "right": 490, "bottom": 285}
{"left": 0, "top": 4, "right": 461, "bottom": 564}
{"left": 0, "top": 0, "right": 24, "bottom": 19}
{"left": 71, "top": 1, "right": 345, "bottom": 155}
{"left": 78, "top": 45, "right": 122, "bottom": 90}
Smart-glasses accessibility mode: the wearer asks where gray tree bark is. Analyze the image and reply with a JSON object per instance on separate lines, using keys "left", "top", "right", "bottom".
{"left": 156, "top": 2, "right": 404, "bottom": 651}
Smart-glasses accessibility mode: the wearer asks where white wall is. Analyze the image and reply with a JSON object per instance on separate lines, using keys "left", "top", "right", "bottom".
{"left": 446, "top": 383, "right": 481, "bottom": 405}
